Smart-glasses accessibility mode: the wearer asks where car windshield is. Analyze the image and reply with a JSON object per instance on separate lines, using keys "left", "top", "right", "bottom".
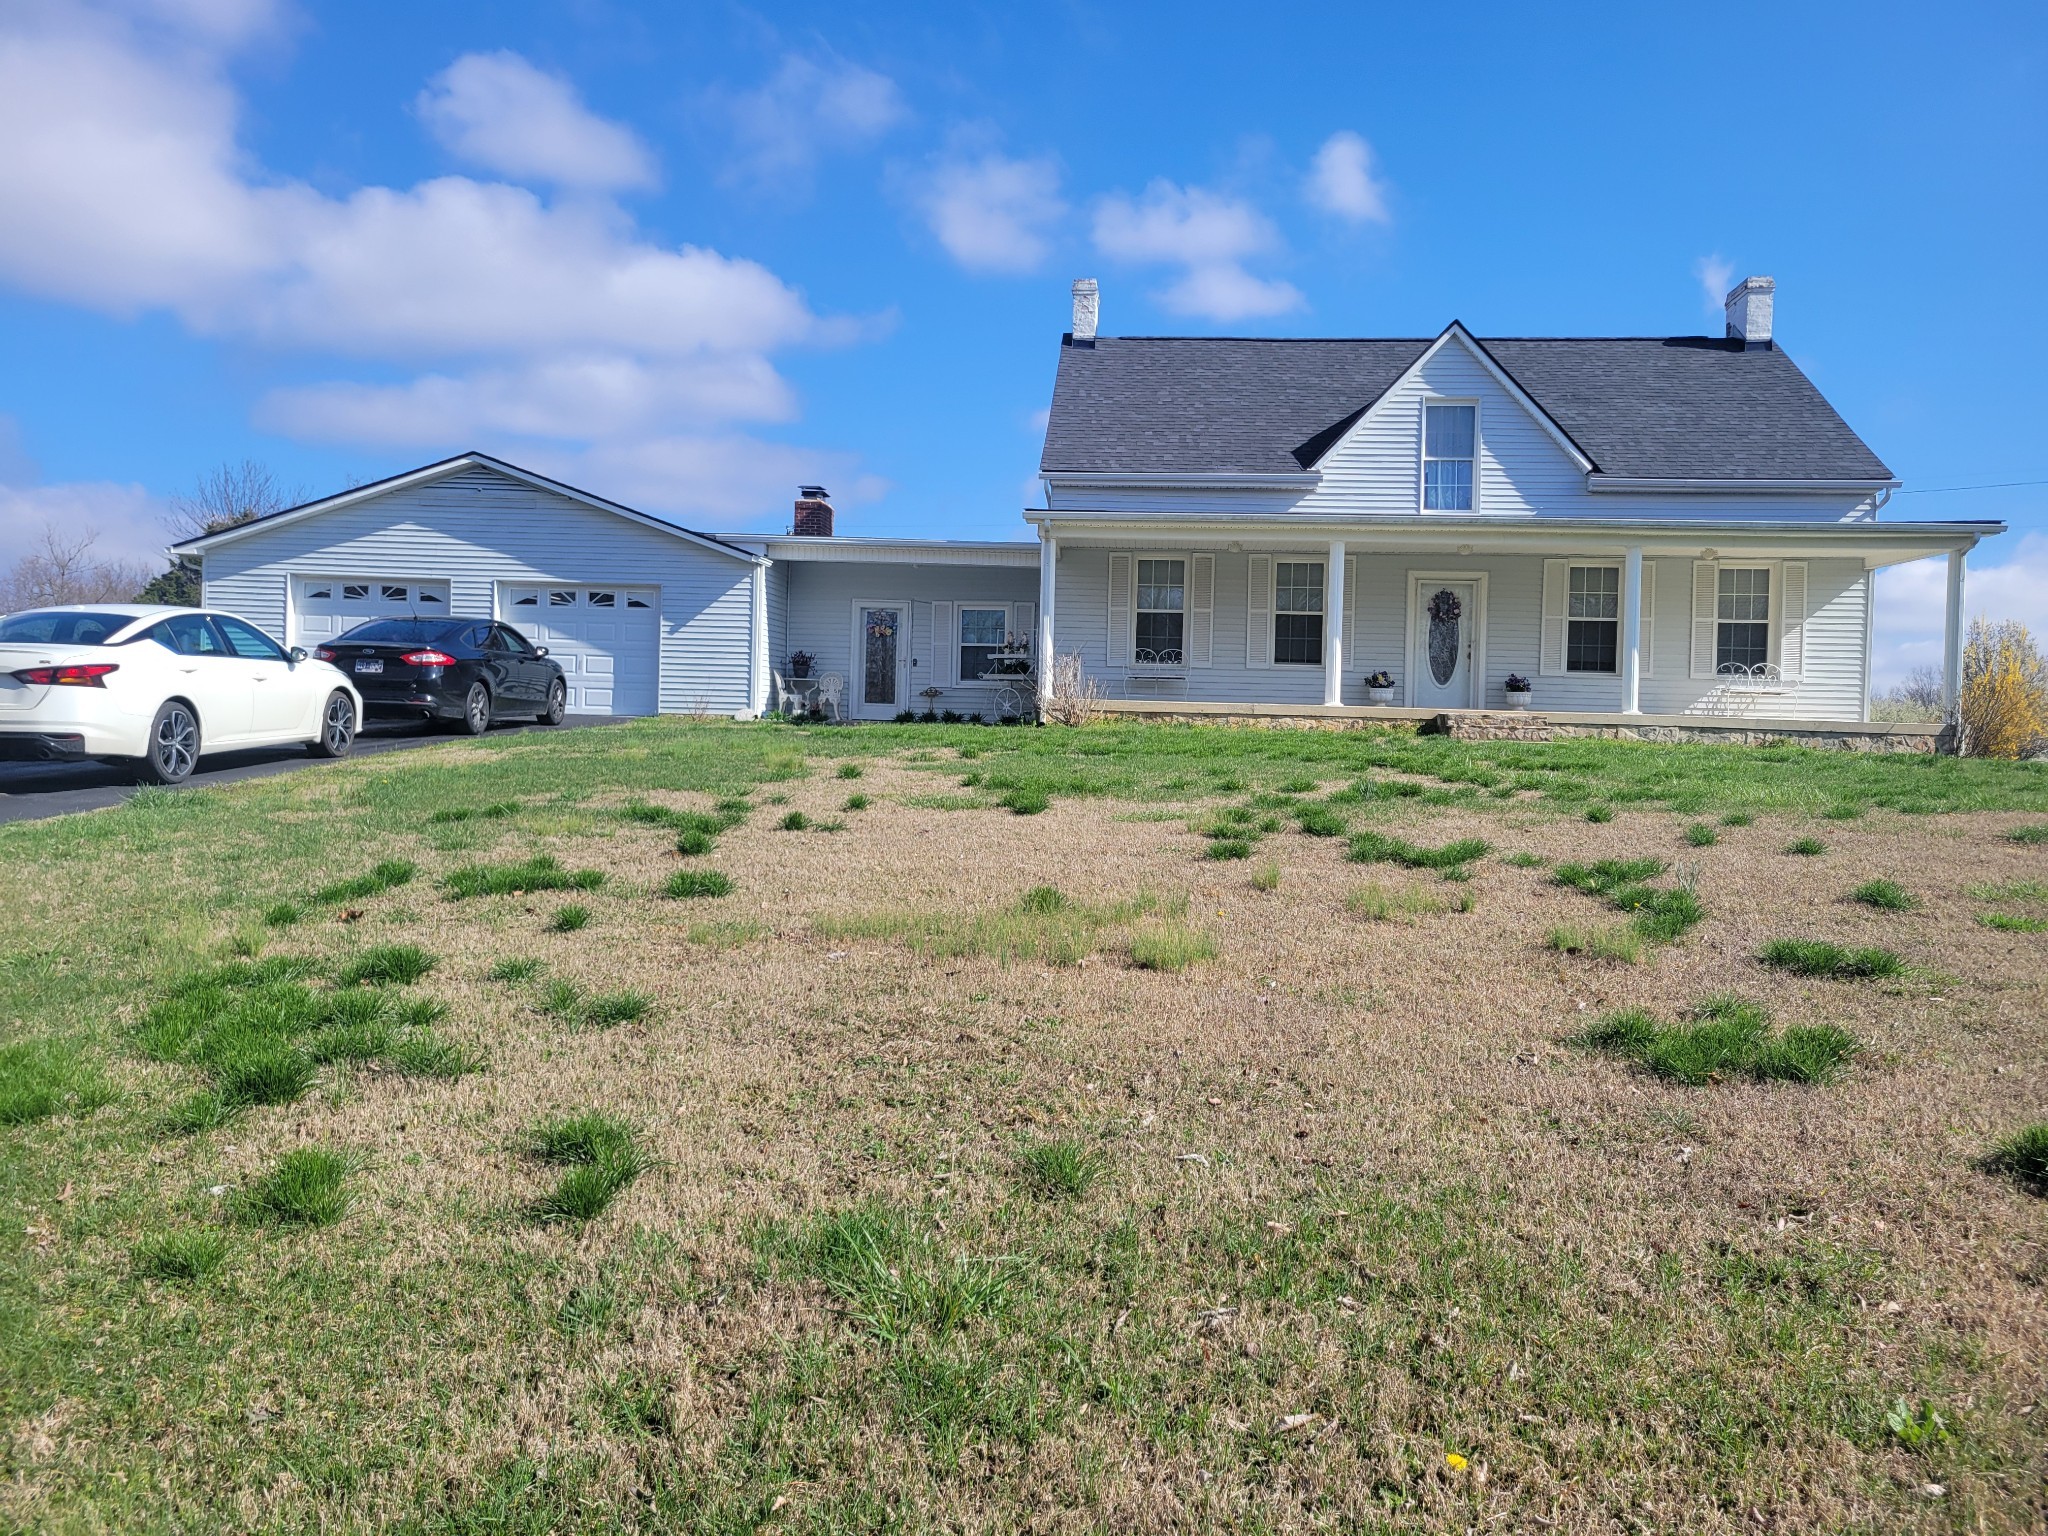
{"left": 338, "top": 619, "right": 464, "bottom": 644}
{"left": 0, "top": 611, "right": 136, "bottom": 645}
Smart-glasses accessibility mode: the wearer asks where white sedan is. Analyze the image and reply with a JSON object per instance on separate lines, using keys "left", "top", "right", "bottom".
{"left": 0, "top": 605, "right": 363, "bottom": 784}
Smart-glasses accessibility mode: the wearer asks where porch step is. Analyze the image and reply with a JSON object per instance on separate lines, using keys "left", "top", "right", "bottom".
{"left": 1420, "top": 709, "right": 1554, "bottom": 742}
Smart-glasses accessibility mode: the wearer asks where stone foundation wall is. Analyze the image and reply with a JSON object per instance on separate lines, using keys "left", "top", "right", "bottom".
{"left": 1087, "top": 701, "right": 1948, "bottom": 754}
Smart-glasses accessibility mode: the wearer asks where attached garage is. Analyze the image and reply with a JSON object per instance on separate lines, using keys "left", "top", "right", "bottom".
{"left": 500, "top": 584, "right": 661, "bottom": 716}
{"left": 175, "top": 453, "right": 767, "bottom": 719}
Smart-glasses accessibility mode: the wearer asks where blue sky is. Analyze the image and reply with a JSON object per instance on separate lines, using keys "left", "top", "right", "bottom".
{"left": 0, "top": 0, "right": 2042, "bottom": 682}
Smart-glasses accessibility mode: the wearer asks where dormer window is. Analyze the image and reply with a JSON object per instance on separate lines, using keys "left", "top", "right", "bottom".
{"left": 1422, "top": 402, "right": 1477, "bottom": 511}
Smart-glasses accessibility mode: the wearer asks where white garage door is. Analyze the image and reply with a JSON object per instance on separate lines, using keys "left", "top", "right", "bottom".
{"left": 500, "top": 584, "right": 660, "bottom": 716}
{"left": 294, "top": 576, "right": 454, "bottom": 644}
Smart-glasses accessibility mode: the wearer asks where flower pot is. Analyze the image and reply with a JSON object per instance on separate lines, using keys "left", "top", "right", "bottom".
{"left": 1364, "top": 687, "right": 1395, "bottom": 706}
{"left": 1504, "top": 691, "right": 1533, "bottom": 710}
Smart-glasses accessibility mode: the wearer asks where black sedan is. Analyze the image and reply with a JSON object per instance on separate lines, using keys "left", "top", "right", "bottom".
{"left": 315, "top": 618, "right": 567, "bottom": 733}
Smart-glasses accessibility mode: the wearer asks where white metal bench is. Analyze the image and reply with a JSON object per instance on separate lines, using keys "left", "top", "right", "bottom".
{"left": 1686, "top": 663, "right": 1788, "bottom": 717}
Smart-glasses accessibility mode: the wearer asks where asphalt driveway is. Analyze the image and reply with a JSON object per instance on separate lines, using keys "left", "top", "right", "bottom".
{"left": 0, "top": 715, "right": 621, "bottom": 825}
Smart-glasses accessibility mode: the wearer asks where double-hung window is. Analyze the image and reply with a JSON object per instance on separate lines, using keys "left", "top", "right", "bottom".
{"left": 1272, "top": 561, "right": 1325, "bottom": 666}
{"left": 1423, "top": 403, "right": 1477, "bottom": 511}
{"left": 1565, "top": 565, "right": 1620, "bottom": 673}
{"left": 958, "top": 607, "right": 1008, "bottom": 679}
{"left": 1716, "top": 567, "right": 1771, "bottom": 674}
{"left": 1134, "top": 558, "right": 1186, "bottom": 665}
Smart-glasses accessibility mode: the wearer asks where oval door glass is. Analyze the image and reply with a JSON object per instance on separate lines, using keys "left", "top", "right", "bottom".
{"left": 1427, "top": 590, "right": 1460, "bottom": 685}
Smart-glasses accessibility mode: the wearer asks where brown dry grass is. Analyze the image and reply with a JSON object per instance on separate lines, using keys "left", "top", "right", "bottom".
{"left": 4, "top": 744, "right": 2046, "bottom": 1533}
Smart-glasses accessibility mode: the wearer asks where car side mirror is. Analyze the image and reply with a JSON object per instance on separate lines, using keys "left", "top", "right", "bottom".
{"left": 288, "top": 646, "right": 308, "bottom": 665}
{"left": 534, "top": 646, "right": 549, "bottom": 658}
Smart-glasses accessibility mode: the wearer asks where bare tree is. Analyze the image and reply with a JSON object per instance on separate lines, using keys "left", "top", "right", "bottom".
{"left": 165, "top": 459, "right": 306, "bottom": 539}
{"left": 141, "top": 459, "right": 310, "bottom": 607}
{"left": 0, "top": 525, "right": 155, "bottom": 612}
{"left": 1871, "top": 664, "right": 1946, "bottom": 723}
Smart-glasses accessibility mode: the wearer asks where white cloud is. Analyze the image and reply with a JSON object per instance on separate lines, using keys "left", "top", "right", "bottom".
{"left": 527, "top": 437, "right": 887, "bottom": 525}
{"left": 1695, "top": 253, "right": 1734, "bottom": 315}
{"left": 0, "top": 4, "right": 878, "bottom": 527}
{"left": 1304, "top": 131, "right": 1390, "bottom": 225}
{"left": 711, "top": 53, "right": 906, "bottom": 192}
{"left": 0, "top": 478, "right": 169, "bottom": 571}
{"left": 1092, "top": 180, "right": 1302, "bottom": 321}
{"left": 1871, "top": 534, "right": 2048, "bottom": 688}
{"left": 912, "top": 151, "right": 1066, "bottom": 274}
{"left": 416, "top": 51, "right": 656, "bottom": 192}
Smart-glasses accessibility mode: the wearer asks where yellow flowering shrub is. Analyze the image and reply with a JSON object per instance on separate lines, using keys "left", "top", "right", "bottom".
{"left": 1959, "top": 618, "right": 2048, "bottom": 759}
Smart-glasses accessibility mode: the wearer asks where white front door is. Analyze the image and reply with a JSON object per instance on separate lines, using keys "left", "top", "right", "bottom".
{"left": 1411, "top": 580, "right": 1478, "bottom": 709}
{"left": 851, "top": 602, "right": 910, "bottom": 719}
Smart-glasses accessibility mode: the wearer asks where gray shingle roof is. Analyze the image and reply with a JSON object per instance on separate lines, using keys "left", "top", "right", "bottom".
{"left": 1039, "top": 331, "right": 1894, "bottom": 484}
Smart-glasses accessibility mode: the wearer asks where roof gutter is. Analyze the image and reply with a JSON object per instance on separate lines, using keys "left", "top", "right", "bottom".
{"left": 1042, "top": 471, "right": 1322, "bottom": 490}
{"left": 1584, "top": 475, "right": 1902, "bottom": 495}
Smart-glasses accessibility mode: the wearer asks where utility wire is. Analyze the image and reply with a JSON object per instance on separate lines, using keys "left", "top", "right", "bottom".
{"left": 1895, "top": 478, "right": 2048, "bottom": 495}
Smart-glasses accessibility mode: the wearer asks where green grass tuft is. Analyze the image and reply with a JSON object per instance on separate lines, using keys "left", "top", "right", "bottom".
{"left": 673, "top": 829, "right": 716, "bottom": 856}
{"left": 212, "top": 1041, "right": 318, "bottom": 1107}
{"left": 1720, "top": 812, "right": 1754, "bottom": 827}
{"left": 1684, "top": 822, "right": 1719, "bottom": 847}
{"left": 1251, "top": 862, "right": 1281, "bottom": 891}
{"left": 1017, "top": 1137, "right": 1106, "bottom": 1199}
{"left": 1822, "top": 802, "right": 1866, "bottom": 821}
{"left": 532, "top": 1142, "right": 651, "bottom": 1223}
{"left": 1503, "top": 851, "right": 1546, "bottom": 868}
{"left": 1019, "top": 885, "right": 1068, "bottom": 913}
{"left": 487, "top": 957, "right": 545, "bottom": 984}
{"left": 530, "top": 1111, "right": 638, "bottom": 1165}
{"left": 2008, "top": 823, "right": 2048, "bottom": 845}
{"left": 388, "top": 1032, "right": 486, "bottom": 1078}
{"left": 1849, "top": 879, "right": 1919, "bottom": 913}
{"left": 663, "top": 869, "right": 734, "bottom": 899}
{"left": 1758, "top": 938, "right": 1906, "bottom": 979}
{"left": 1544, "top": 925, "right": 1642, "bottom": 963}
{"left": 844, "top": 793, "right": 870, "bottom": 810}
{"left": 133, "top": 1229, "right": 227, "bottom": 1282}
{"left": 1584, "top": 804, "right": 1615, "bottom": 823}
{"left": 427, "top": 802, "right": 517, "bottom": 825}
{"left": 1785, "top": 836, "right": 1827, "bottom": 856}
{"left": 1128, "top": 923, "right": 1216, "bottom": 972}
{"left": 1292, "top": 804, "right": 1347, "bottom": 838}
{"left": 1203, "top": 838, "right": 1253, "bottom": 861}
{"left": 1979, "top": 911, "right": 2048, "bottom": 933}
{"left": 837, "top": 762, "right": 864, "bottom": 779}
{"left": 582, "top": 991, "right": 653, "bottom": 1028}
{"left": 1347, "top": 831, "right": 1490, "bottom": 870}
{"left": 1572, "top": 998, "right": 1859, "bottom": 1086}
{"left": 546, "top": 903, "right": 591, "bottom": 933}
{"left": 262, "top": 902, "right": 301, "bottom": 928}
{"left": 311, "top": 859, "right": 416, "bottom": 906}
{"left": 335, "top": 943, "right": 437, "bottom": 987}
{"left": 0, "top": 1039, "right": 117, "bottom": 1126}
{"left": 443, "top": 855, "right": 603, "bottom": 900}
{"left": 235, "top": 1147, "right": 363, "bottom": 1227}
{"left": 779, "top": 810, "right": 810, "bottom": 831}
{"left": 1980, "top": 1123, "right": 2048, "bottom": 1196}
{"left": 999, "top": 786, "right": 1049, "bottom": 815}
{"left": 160, "top": 1089, "right": 240, "bottom": 1135}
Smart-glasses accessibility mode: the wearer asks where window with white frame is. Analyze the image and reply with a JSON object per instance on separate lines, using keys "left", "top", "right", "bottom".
{"left": 959, "top": 606, "right": 1008, "bottom": 678}
{"left": 1423, "top": 403, "right": 1477, "bottom": 511}
{"left": 1272, "top": 561, "right": 1325, "bottom": 665}
{"left": 1134, "top": 558, "right": 1186, "bottom": 664}
{"left": 1566, "top": 565, "right": 1620, "bottom": 673}
{"left": 1716, "top": 567, "right": 1770, "bottom": 673}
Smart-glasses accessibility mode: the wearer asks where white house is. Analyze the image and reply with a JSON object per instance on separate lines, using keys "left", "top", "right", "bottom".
{"left": 171, "top": 275, "right": 2000, "bottom": 744}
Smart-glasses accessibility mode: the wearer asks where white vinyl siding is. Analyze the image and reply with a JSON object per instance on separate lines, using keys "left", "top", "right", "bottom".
{"left": 199, "top": 463, "right": 755, "bottom": 717}
{"left": 1053, "top": 547, "right": 1866, "bottom": 718}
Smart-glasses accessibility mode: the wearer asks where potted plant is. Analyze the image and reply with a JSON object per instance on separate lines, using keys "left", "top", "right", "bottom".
{"left": 787, "top": 651, "right": 814, "bottom": 680}
{"left": 1503, "top": 673, "right": 1534, "bottom": 710}
{"left": 1363, "top": 669, "right": 1396, "bottom": 706}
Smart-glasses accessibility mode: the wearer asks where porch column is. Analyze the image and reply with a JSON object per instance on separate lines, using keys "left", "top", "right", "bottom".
{"left": 749, "top": 560, "right": 770, "bottom": 718}
{"left": 1619, "top": 544, "right": 1644, "bottom": 715}
{"left": 1037, "top": 532, "right": 1056, "bottom": 714}
{"left": 1323, "top": 539, "right": 1346, "bottom": 706}
{"left": 1941, "top": 549, "right": 1965, "bottom": 713}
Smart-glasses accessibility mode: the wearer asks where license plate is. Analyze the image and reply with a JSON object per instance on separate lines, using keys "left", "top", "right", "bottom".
{"left": 354, "top": 658, "right": 383, "bottom": 674}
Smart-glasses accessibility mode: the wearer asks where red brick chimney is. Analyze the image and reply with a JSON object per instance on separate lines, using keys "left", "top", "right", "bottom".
{"left": 792, "top": 485, "right": 833, "bottom": 537}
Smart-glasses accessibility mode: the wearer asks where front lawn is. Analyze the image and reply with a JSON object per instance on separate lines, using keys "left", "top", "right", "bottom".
{"left": 2, "top": 720, "right": 2045, "bottom": 1533}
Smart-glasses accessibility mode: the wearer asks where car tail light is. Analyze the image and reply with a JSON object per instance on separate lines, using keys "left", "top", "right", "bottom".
{"left": 400, "top": 650, "right": 457, "bottom": 667}
{"left": 13, "top": 663, "right": 119, "bottom": 687}
{"left": 313, "top": 646, "right": 337, "bottom": 661}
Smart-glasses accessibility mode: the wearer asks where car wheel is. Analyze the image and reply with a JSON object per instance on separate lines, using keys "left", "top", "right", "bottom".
{"left": 539, "top": 679, "right": 567, "bottom": 725}
{"left": 139, "top": 701, "right": 200, "bottom": 785}
{"left": 308, "top": 690, "right": 357, "bottom": 758}
{"left": 459, "top": 681, "right": 492, "bottom": 736}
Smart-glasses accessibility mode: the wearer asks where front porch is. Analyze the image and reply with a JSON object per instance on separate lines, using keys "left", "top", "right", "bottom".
{"left": 1029, "top": 515, "right": 1986, "bottom": 730}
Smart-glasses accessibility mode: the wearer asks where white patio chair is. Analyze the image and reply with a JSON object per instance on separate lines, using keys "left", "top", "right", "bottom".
{"left": 813, "top": 672, "right": 844, "bottom": 721}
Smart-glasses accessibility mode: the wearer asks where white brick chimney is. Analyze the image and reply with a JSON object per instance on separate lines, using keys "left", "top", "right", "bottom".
{"left": 1724, "top": 275, "right": 1775, "bottom": 348}
{"left": 1071, "top": 277, "right": 1099, "bottom": 341}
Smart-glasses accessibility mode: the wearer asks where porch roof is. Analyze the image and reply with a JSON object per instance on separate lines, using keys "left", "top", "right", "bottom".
{"left": 1023, "top": 510, "right": 2003, "bottom": 569}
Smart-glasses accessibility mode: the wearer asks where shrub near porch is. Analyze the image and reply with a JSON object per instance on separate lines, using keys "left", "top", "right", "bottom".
{"left": 1, "top": 717, "right": 2046, "bottom": 1533}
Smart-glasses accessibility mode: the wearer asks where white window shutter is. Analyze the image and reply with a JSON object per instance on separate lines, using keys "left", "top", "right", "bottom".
{"left": 1187, "top": 554, "right": 1215, "bottom": 667}
{"left": 1246, "top": 554, "right": 1272, "bottom": 668}
{"left": 1539, "top": 559, "right": 1568, "bottom": 676}
{"left": 1777, "top": 562, "right": 1807, "bottom": 681}
{"left": 1009, "top": 601, "right": 1033, "bottom": 649}
{"left": 1690, "top": 560, "right": 1719, "bottom": 679}
{"left": 1640, "top": 561, "right": 1656, "bottom": 679}
{"left": 1106, "top": 553, "right": 1132, "bottom": 665}
{"left": 932, "top": 601, "right": 956, "bottom": 686}
{"left": 1342, "top": 555, "right": 1357, "bottom": 672}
